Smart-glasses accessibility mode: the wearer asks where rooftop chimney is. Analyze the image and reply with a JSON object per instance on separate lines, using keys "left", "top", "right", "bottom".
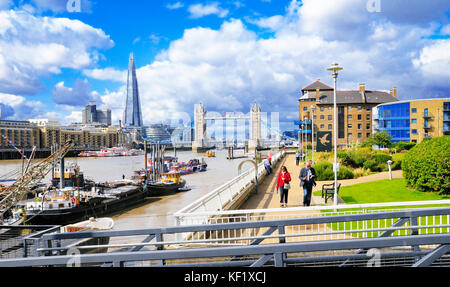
{"left": 360, "top": 83, "right": 366, "bottom": 103}
{"left": 359, "top": 83, "right": 366, "bottom": 93}
{"left": 316, "top": 88, "right": 320, "bottom": 103}
{"left": 393, "top": 87, "right": 398, "bottom": 99}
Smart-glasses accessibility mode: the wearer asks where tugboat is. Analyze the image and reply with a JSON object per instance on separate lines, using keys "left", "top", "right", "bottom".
{"left": 146, "top": 169, "right": 186, "bottom": 196}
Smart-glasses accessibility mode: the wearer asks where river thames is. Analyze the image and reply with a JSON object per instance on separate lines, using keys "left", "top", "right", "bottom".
{"left": 0, "top": 149, "right": 254, "bottom": 244}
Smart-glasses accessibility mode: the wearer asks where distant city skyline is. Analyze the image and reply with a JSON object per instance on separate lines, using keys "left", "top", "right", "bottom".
{"left": 0, "top": 1, "right": 449, "bottom": 134}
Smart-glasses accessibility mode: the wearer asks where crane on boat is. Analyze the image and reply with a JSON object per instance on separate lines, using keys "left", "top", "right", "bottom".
{"left": 0, "top": 140, "right": 74, "bottom": 220}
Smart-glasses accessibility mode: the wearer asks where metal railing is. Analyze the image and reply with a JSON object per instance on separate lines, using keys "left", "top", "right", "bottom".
{"left": 174, "top": 200, "right": 450, "bottom": 244}
{"left": 174, "top": 151, "right": 285, "bottom": 217}
{"left": 1, "top": 207, "right": 450, "bottom": 267}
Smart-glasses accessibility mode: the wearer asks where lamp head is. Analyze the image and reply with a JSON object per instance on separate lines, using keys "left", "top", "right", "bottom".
{"left": 327, "top": 63, "right": 343, "bottom": 77}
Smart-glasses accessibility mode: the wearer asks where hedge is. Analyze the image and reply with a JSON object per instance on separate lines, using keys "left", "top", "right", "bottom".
{"left": 312, "top": 161, "right": 354, "bottom": 181}
{"left": 402, "top": 136, "right": 450, "bottom": 194}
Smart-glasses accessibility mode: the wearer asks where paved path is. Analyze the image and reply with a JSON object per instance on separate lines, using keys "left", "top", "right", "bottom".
{"left": 238, "top": 154, "right": 404, "bottom": 243}
{"left": 241, "top": 154, "right": 404, "bottom": 209}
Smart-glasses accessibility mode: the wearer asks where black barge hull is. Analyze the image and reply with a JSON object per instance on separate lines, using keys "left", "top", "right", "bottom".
{"left": 25, "top": 187, "right": 148, "bottom": 226}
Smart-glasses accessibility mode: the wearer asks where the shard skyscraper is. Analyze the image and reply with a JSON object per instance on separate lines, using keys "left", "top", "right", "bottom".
{"left": 123, "top": 53, "right": 143, "bottom": 127}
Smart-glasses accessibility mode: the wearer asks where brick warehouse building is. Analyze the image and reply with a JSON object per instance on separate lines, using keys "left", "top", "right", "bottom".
{"left": 298, "top": 80, "right": 398, "bottom": 148}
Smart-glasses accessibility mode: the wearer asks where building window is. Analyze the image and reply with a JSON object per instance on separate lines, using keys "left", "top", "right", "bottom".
{"left": 367, "top": 133, "right": 371, "bottom": 138}
{"left": 366, "top": 124, "right": 371, "bottom": 130}
{"left": 358, "top": 133, "right": 362, "bottom": 139}
{"left": 348, "top": 115, "right": 353, "bottom": 120}
{"left": 412, "top": 129, "right": 418, "bottom": 134}
{"left": 358, "top": 124, "right": 362, "bottom": 130}
{"left": 320, "top": 107, "right": 324, "bottom": 112}
{"left": 320, "top": 124, "right": 325, "bottom": 129}
{"left": 412, "top": 108, "right": 417, "bottom": 113}
{"left": 328, "top": 107, "right": 332, "bottom": 111}
{"left": 348, "top": 124, "right": 352, "bottom": 129}
{"left": 348, "top": 106, "right": 352, "bottom": 111}
{"left": 328, "top": 124, "right": 332, "bottom": 130}
{"left": 366, "top": 106, "right": 371, "bottom": 111}
{"left": 328, "top": 115, "right": 332, "bottom": 121}
{"left": 320, "top": 115, "right": 325, "bottom": 120}
{"left": 412, "top": 119, "right": 417, "bottom": 124}
{"left": 366, "top": 115, "right": 371, "bottom": 121}
{"left": 348, "top": 133, "right": 353, "bottom": 138}
{"left": 358, "top": 115, "right": 362, "bottom": 121}
{"left": 303, "top": 107, "right": 308, "bottom": 111}
{"left": 358, "top": 106, "right": 362, "bottom": 111}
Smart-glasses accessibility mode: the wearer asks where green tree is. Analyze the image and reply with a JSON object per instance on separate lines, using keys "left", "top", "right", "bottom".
{"left": 362, "top": 131, "right": 392, "bottom": 148}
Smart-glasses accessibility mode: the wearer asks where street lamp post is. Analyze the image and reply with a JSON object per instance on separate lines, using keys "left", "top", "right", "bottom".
{"left": 327, "top": 63, "right": 343, "bottom": 208}
{"left": 310, "top": 105, "right": 316, "bottom": 164}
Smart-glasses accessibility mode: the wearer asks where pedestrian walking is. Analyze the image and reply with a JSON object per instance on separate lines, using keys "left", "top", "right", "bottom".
{"left": 276, "top": 166, "right": 292, "bottom": 208}
{"left": 299, "top": 161, "right": 317, "bottom": 207}
{"left": 263, "top": 157, "right": 271, "bottom": 175}
{"left": 295, "top": 151, "right": 301, "bottom": 166}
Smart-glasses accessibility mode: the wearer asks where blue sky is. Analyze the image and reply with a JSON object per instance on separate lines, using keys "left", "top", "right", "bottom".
{"left": 0, "top": 0, "right": 450, "bottom": 133}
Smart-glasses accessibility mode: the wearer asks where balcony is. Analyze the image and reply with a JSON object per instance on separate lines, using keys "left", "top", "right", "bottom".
{"left": 423, "top": 125, "right": 432, "bottom": 130}
{"left": 423, "top": 113, "right": 432, "bottom": 119}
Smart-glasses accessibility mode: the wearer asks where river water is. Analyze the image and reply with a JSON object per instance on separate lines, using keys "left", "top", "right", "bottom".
{"left": 0, "top": 150, "right": 254, "bottom": 234}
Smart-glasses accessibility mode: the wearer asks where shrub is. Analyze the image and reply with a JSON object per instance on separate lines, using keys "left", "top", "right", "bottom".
{"left": 312, "top": 161, "right": 334, "bottom": 181}
{"left": 312, "top": 161, "right": 354, "bottom": 180}
{"left": 353, "top": 168, "right": 370, "bottom": 178}
{"left": 338, "top": 166, "right": 354, "bottom": 180}
{"left": 402, "top": 136, "right": 450, "bottom": 194}
{"left": 363, "top": 160, "right": 378, "bottom": 171}
{"left": 373, "top": 152, "right": 392, "bottom": 165}
{"left": 392, "top": 153, "right": 405, "bottom": 170}
{"left": 337, "top": 151, "right": 351, "bottom": 166}
{"left": 395, "top": 142, "right": 416, "bottom": 153}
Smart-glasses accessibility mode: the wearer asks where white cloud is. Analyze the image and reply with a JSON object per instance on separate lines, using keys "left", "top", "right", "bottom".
{"left": 0, "top": 10, "right": 113, "bottom": 95}
{"left": 0, "top": 0, "right": 13, "bottom": 10}
{"left": 51, "top": 79, "right": 100, "bottom": 106}
{"left": 413, "top": 40, "right": 450, "bottom": 84}
{"left": 166, "top": 2, "right": 184, "bottom": 10}
{"left": 441, "top": 24, "right": 450, "bottom": 35}
{"left": 188, "top": 2, "right": 229, "bottom": 19}
{"left": 0, "top": 93, "right": 46, "bottom": 120}
{"left": 83, "top": 68, "right": 127, "bottom": 83}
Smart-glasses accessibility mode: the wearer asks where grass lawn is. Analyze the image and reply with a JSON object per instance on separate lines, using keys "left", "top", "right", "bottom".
{"left": 313, "top": 178, "right": 450, "bottom": 238}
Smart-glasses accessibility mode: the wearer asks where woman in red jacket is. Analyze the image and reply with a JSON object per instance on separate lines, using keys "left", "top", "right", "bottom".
{"left": 276, "top": 166, "right": 292, "bottom": 208}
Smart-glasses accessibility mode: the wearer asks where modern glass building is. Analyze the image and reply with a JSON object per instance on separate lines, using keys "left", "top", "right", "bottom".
{"left": 377, "top": 102, "right": 411, "bottom": 143}
{"left": 123, "top": 53, "right": 144, "bottom": 127}
{"left": 374, "top": 99, "right": 450, "bottom": 143}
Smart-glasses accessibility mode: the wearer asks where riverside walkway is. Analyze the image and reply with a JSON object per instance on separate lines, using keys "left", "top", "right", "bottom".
{"left": 238, "top": 153, "right": 404, "bottom": 243}
{"left": 241, "top": 153, "right": 403, "bottom": 210}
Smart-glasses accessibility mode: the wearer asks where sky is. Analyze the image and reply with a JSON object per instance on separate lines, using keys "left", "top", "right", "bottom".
{"left": 0, "top": 0, "right": 449, "bottom": 133}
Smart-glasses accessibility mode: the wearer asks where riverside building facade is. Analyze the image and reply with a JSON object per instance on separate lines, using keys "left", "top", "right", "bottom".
{"left": 373, "top": 99, "right": 450, "bottom": 143}
{"left": 0, "top": 119, "right": 119, "bottom": 150}
{"left": 298, "top": 80, "right": 398, "bottom": 147}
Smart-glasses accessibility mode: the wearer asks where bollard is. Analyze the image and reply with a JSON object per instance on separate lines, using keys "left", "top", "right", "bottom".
{"left": 387, "top": 160, "right": 393, "bottom": 180}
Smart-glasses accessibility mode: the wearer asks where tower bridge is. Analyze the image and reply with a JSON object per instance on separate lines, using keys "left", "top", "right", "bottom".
{"left": 193, "top": 102, "right": 281, "bottom": 152}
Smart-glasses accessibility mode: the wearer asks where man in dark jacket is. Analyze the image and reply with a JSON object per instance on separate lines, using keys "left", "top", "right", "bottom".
{"left": 299, "top": 161, "right": 317, "bottom": 207}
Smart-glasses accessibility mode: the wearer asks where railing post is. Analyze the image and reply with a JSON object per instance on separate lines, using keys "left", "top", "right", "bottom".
{"left": 156, "top": 233, "right": 165, "bottom": 266}
{"left": 410, "top": 216, "right": 421, "bottom": 263}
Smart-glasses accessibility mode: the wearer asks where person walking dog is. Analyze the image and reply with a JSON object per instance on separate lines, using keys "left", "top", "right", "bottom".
{"left": 276, "top": 166, "right": 292, "bottom": 208}
{"left": 299, "top": 161, "right": 317, "bottom": 207}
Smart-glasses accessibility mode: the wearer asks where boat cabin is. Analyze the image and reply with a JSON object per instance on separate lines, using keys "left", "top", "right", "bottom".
{"left": 160, "top": 171, "right": 182, "bottom": 184}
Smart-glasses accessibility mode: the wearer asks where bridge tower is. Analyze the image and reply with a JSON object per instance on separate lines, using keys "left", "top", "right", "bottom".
{"left": 249, "top": 102, "right": 262, "bottom": 150}
{"left": 192, "top": 102, "right": 207, "bottom": 153}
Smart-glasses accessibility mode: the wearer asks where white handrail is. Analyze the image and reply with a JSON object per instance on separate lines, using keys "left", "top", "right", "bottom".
{"left": 175, "top": 151, "right": 285, "bottom": 215}
{"left": 175, "top": 200, "right": 450, "bottom": 217}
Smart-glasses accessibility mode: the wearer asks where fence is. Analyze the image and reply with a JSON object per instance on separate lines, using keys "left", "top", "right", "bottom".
{"left": 0, "top": 225, "right": 60, "bottom": 259}
{"left": 1, "top": 207, "right": 450, "bottom": 267}
{"left": 174, "top": 200, "right": 450, "bottom": 245}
